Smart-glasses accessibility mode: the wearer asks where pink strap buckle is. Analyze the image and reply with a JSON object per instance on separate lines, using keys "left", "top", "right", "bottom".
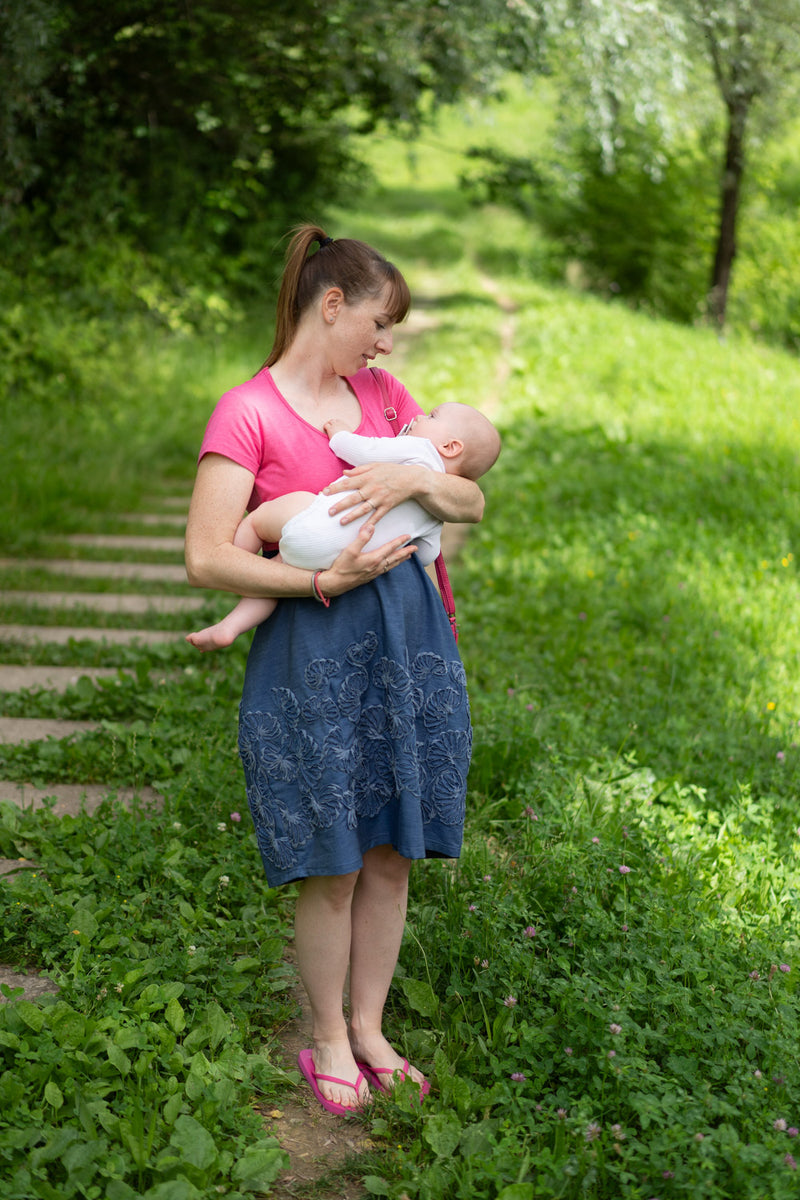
{"left": 384, "top": 406, "right": 398, "bottom": 422}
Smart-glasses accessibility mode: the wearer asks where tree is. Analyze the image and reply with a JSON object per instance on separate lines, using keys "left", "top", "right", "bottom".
{"left": 1, "top": 0, "right": 538, "bottom": 276}
{"left": 679, "top": 0, "right": 800, "bottom": 326}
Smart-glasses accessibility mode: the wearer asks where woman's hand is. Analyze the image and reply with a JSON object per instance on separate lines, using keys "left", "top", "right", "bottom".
{"left": 326, "top": 460, "right": 485, "bottom": 526}
{"left": 325, "top": 462, "right": 423, "bottom": 526}
{"left": 316, "top": 522, "right": 417, "bottom": 597}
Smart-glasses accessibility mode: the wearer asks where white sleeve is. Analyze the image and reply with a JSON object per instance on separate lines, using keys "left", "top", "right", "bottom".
{"left": 329, "top": 431, "right": 444, "bottom": 472}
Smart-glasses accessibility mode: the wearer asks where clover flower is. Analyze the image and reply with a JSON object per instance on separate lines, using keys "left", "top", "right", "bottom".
{"left": 510, "top": 1072, "right": 526, "bottom": 1082}
{"left": 504, "top": 996, "right": 518, "bottom": 1008}
{"left": 609, "top": 1023, "right": 622, "bottom": 1035}
{"left": 584, "top": 1122, "right": 601, "bottom": 1142}
{"left": 785, "top": 1154, "right": 797, "bottom": 1170}
{"left": 619, "top": 864, "right": 631, "bottom": 875}
{"left": 217, "top": 822, "right": 227, "bottom": 832}
{"left": 230, "top": 811, "right": 242, "bottom": 823}
{"left": 749, "top": 970, "right": 760, "bottom": 980}
{"left": 523, "top": 925, "right": 536, "bottom": 938}
{"left": 780, "top": 963, "right": 791, "bottom": 973}
{"left": 775, "top": 1119, "right": 788, "bottom": 1132}
{"left": 219, "top": 875, "right": 230, "bottom": 887}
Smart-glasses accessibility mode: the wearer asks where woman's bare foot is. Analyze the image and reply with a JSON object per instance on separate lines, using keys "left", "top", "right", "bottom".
{"left": 311, "top": 1039, "right": 371, "bottom": 1109}
{"left": 348, "top": 1031, "right": 427, "bottom": 1090}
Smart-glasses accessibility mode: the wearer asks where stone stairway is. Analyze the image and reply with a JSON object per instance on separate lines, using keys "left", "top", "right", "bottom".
{"left": 0, "top": 498, "right": 207, "bottom": 1000}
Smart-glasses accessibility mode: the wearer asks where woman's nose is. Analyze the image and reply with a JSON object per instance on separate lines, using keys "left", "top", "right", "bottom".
{"left": 376, "top": 328, "right": 393, "bottom": 354}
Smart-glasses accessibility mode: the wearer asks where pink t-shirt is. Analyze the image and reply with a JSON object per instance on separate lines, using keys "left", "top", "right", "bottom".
{"left": 199, "top": 366, "right": 423, "bottom": 548}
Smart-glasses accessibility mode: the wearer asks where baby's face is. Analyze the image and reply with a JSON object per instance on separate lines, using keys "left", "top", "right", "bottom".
{"left": 402, "top": 404, "right": 464, "bottom": 445}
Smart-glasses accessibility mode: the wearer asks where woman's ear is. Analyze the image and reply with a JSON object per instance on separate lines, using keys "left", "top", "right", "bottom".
{"left": 322, "top": 287, "right": 344, "bottom": 324}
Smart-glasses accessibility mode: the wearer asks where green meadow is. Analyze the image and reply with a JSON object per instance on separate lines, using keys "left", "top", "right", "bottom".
{"left": 2, "top": 84, "right": 800, "bottom": 1198}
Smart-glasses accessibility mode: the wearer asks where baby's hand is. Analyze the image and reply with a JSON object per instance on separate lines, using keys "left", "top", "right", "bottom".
{"left": 324, "top": 417, "right": 350, "bottom": 439}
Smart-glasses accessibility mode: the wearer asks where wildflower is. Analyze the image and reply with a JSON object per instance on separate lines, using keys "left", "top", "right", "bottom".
{"left": 526, "top": 703, "right": 534, "bottom": 711}
{"left": 755, "top": 1071, "right": 763, "bottom": 1079}
{"left": 524, "top": 806, "right": 539, "bottom": 820}
{"left": 591, "top": 836, "right": 600, "bottom": 844}
{"left": 72, "top": 929, "right": 80, "bottom": 936}
{"left": 775, "top": 1119, "right": 788, "bottom": 1132}
{"left": 768, "top": 702, "right": 777, "bottom": 711}
{"left": 662, "top": 1170, "right": 675, "bottom": 1179}
{"left": 780, "top": 964, "right": 791, "bottom": 973}
{"left": 230, "top": 811, "right": 242, "bottom": 823}
{"left": 510, "top": 1072, "right": 526, "bottom": 1082}
{"left": 608, "top": 1050, "right": 616, "bottom": 1058}
{"left": 619, "top": 864, "right": 631, "bottom": 875}
{"left": 523, "top": 925, "right": 536, "bottom": 937}
{"left": 611, "top": 1124, "right": 625, "bottom": 1140}
{"left": 219, "top": 875, "right": 230, "bottom": 887}
{"left": 778, "top": 751, "right": 786, "bottom": 762}
{"left": 557, "top": 1109, "right": 567, "bottom": 1119}
{"left": 565, "top": 1047, "right": 573, "bottom": 1056}
{"left": 504, "top": 996, "right": 517, "bottom": 1008}
{"left": 468, "top": 904, "right": 477, "bottom": 912}
{"left": 483, "top": 874, "right": 492, "bottom": 882}
{"left": 789, "top": 1129, "right": 799, "bottom": 1138}
{"left": 188, "top": 945, "right": 197, "bottom": 956}
{"left": 749, "top": 970, "right": 760, "bottom": 980}
{"left": 217, "top": 822, "right": 227, "bottom": 831}
{"left": 786, "top": 1154, "right": 797, "bottom": 1170}
{"left": 694, "top": 1133, "right": 705, "bottom": 1142}
{"left": 481, "top": 959, "right": 489, "bottom": 968}
{"left": 585, "top": 1122, "right": 601, "bottom": 1142}
{"left": 609, "top": 1023, "right": 622, "bottom": 1035}
{"left": 98, "top": 986, "right": 108, "bottom": 998}
{"left": 173, "top": 822, "right": 182, "bottom": 830}
{"left": 507, "top": 687, "right": 515, "bottom": 696}
{"left": 621, "top": 924, "right": 629, "bottom": 932}
{"left": 579, "top": 612, "right": 587, "bottom": 621}
{"left": 115, "top": 983, "right": 124, "bottom": 993}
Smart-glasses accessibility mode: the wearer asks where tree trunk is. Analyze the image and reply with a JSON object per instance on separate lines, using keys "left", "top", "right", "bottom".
{"left": 708, "top": 98, "right": 748, "bottom": 329}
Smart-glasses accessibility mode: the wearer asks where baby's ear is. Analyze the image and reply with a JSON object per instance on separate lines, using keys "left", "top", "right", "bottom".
{"left": 438, "top": 438, "right": 464, "bottom": 460}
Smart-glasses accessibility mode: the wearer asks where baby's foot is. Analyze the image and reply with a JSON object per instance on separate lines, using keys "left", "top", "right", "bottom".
{"left": 185, "top": 623, "right": 236, "bottom": 651}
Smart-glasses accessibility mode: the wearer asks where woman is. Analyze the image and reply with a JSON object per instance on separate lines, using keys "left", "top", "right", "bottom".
{"left": 185, "top": 225, "right": 485, "bottom": 1116}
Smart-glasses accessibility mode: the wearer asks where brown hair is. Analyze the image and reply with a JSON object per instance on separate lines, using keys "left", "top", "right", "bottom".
{"left": 263, "top": 224, "right": 411, "bottom": 368}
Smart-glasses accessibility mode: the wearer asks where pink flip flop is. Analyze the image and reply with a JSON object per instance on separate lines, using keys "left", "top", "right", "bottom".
{"left": 357, "top": 1058, "right": 431, "bottom": 1099}
{"left": 297, "top": 1049, "right": 369, "bottom": 1117}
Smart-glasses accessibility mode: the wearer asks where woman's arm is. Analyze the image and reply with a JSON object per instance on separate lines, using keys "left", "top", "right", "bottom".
{"left": 326, "top": 462, "right": 485, "bottom": 527}
{"left": 185, "top": 453, "right": 416, "bottom": 598}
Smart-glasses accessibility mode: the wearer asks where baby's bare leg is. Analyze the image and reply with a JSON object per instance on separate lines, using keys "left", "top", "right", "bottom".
{"left": 186, "top": 493, "right": 316, "bottom": 651}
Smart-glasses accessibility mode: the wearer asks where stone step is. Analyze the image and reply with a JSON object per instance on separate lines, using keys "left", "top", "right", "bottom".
{"left": 119, "top": 513, "right": 186, "bottom": 527}
{"left": 65, "top": 534, "right": 185, "bottom": 553}
{"left": 0, "top": 779, "right": 161, "bottom": 816}
{"left": 0, "top": 665, "right": 119, "bottom": 692}
{"left": 0, "top": 717, "right": 98, "bottom": 743}
{"left": 0, "top": 625, "right": 181, "bottom": 646}
{"left": 0, "top": 591, "right": 204, "bottom": 614}
{"left": 0, "top": 558, "right": 189, "bottom": 583}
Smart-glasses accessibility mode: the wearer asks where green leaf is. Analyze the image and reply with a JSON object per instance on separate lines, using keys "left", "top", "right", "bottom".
{"left": 169, "top": 1114, "right": 217, "bottom": 1171}
{"left": 15, "top": 1000, "right": 45, "bottom": 1032}
{"left": 44, "top": 1080, "right": 64, "bottom": 1109}
{"left": 399, "top": 977, "right": 440, "bottom": 1019}
{"left": 231, "top": 1142, "right": 288, "bottom": 1190}
{"left": 423, "top": 1111, "right": 462, "bottom": 1158}
{"left": 164, "top": 997, "right": 185, "bottom": 1033}
{"left": 362, "top": 1176, "right": 390, "bottom": 1196}
{"left": 497, "top": 1187, "right": 534, "bottom": 1200}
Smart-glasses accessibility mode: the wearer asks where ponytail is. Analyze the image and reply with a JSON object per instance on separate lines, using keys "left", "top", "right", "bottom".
{"left": 263, "top": 223, "right": 410, "bottom": 369}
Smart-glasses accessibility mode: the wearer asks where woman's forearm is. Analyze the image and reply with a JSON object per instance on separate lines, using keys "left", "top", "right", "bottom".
{"left": 411, "top": 467, "right": 485, "bottom": 524}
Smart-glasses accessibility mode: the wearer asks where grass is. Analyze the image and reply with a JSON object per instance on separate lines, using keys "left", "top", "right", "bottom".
{"left": 3, "top": 83, "right": 800, "bottom": 1198}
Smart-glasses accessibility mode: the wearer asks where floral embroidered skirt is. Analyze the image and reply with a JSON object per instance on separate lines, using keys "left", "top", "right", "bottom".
{"left": 238, "top": 555, "right": 472, "bottom": 887}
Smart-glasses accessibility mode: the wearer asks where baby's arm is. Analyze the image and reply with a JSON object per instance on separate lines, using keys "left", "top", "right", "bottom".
{"left": 327, "top": 428, "right": 437, "bottom": 469}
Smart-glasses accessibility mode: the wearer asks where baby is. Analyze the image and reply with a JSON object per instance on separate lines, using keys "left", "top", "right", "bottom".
{"left": 187, "top": 402, "right": 500, "bottom": 651}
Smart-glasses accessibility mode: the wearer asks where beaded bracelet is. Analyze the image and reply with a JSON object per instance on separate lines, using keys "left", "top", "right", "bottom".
{"left": 311, "top": 571, "right": 330, "bottom": 607}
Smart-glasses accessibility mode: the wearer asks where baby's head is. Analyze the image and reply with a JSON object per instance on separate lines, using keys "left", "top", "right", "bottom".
{"left": 406, "top": 403, "right": 501, "bottom": 480}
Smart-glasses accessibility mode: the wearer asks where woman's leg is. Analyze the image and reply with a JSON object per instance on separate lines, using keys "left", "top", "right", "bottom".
{"left": 294, "top": 870, "right": 370, "bottom": 1107}
{"left": 347, "top": 845, "right": 427, "bottom": 1085}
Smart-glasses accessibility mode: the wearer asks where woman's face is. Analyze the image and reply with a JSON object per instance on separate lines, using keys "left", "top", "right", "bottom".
{"left": 332, "top": 285, "right": 396, "bottom": 375}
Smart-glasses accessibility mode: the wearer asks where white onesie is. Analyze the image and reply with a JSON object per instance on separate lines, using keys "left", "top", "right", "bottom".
{"left": 278, "top": 431, "right": 444, "bottom": 569}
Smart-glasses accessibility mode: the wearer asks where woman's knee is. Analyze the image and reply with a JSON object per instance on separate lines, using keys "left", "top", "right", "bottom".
{"left": 298, "top": 870, "right": 360, "bottom": 912}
